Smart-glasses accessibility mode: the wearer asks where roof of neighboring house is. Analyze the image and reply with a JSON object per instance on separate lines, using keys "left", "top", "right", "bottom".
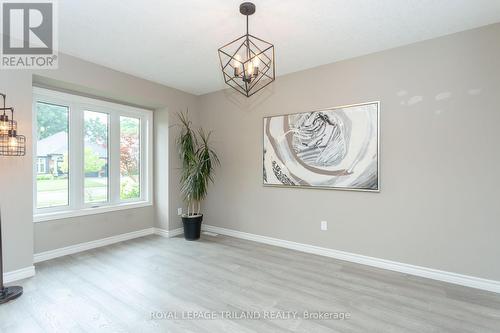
{"left": 37, "top": 131, "right": 107, "bottom": 158}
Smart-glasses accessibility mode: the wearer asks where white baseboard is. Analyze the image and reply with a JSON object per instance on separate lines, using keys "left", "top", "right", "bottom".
{"left": 34, "top": 228, "right": 155, "bottom": 263}
{"left": 202, "top": 225, "right": 500, "bottom": 294}
{"left": 154, "top": 227, "right": 170, "bottom": 238}
{"left": 154, "top": 227, "right": 183, "bottom": 238}
{"left": 168, "top": 227, "right": 184, "bottom": 237}
{"left": 3, "top": 266, "right": 36, "bottom": 284}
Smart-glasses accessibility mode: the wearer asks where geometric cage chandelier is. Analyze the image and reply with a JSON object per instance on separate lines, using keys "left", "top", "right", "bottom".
{"left": 0, "top": 93, "right": 26, "bottom": 156}
{"left": 218, "top": 2, "right": 275, "bottom": 97}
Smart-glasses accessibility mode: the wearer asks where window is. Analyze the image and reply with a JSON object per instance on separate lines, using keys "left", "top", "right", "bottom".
{"left": 120, "top": 116, "right": 141, "bottom": 200}
{"left": 36, "top": 158, "right": 46, "bottom": 174}
{"left": 84, "top": 111, "right": 109, "bottom": 204}
{"left": 36, "top": 102, "right": 69, "bottom": 208}
{"left": 33, "top": 88, "right": 153, "bottom": 222}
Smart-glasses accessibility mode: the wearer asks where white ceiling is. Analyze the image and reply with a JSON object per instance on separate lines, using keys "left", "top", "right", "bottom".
{"left": 58, "top": 0, "right": 500, "bottom": 95}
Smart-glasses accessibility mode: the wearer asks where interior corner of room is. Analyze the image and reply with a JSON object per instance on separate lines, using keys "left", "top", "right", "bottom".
{"left": 1, "top": 1, "right": 500, "bottom": 331}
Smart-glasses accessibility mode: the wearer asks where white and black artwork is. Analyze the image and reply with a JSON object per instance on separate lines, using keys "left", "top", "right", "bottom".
{"left": 263, "top": 102, "right": 379, "bottom": 191}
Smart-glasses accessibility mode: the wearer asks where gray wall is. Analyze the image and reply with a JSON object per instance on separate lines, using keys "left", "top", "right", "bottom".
{"left": 0, "top": 71, "right": 35, "bottom": 273}
{"left": 1, "top": 53, "right": 199, "bottom": 272}
{"left": 2, "top": 23, "right": 499, "bottom": 282}
{"left": 198, "top": 23, "right": 500, "bottom": 281}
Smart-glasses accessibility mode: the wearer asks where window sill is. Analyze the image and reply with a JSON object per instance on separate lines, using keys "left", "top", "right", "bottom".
{"left": 33, "top": 201, "right": 153, "bottom": 223}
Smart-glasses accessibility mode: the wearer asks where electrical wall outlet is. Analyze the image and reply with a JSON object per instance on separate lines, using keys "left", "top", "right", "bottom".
{"left": 177, "top": 208, "right": 183, "bottom": 216}
{"left": 321, "top": 221, "right": 328, "bottom": 231}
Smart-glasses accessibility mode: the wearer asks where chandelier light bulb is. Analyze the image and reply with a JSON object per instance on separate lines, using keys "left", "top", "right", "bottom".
{"left": 252, "top": 55, "right": 260, "bottom": 78}
{"left": 234, "top": 54, "right": 242, "bottom": 67}
{"left": 234, "top": 54, "right": 242, "bottom": 77}
{"left": 253, "top": 55, "right": 260, "bottom": 68}
{"left": 247, "top": 61, "right": 254, "bottom": 76}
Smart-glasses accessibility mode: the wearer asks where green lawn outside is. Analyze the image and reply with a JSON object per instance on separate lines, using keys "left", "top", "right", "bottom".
{"left": 37, "top": 178, "right": 69, "bottom": 192}
{"left": 37, "top": 178, "right": 108, "bottom": 191}
{"left": 36, "top": 177, "right": 139, "bottom": 208}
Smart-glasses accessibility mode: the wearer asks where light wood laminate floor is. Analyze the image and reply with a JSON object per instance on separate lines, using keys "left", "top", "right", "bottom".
{"left": 1, "top": 234, "right": 500, "bottom": 332}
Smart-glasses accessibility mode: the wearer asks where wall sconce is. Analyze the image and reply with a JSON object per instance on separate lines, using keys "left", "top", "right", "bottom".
{"left": 0, "top": 93, "right": 25, "bottom": 157}
{"left": 0, "top": 92, "right": 25, "bottom": 305}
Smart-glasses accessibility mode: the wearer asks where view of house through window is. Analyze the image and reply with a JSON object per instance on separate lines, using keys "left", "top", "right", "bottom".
{"left": 84, "top": 111, "right": 109, "bottom": 204}
{"left": 120, "top": 116, "right": 141, "bottom": 200}
{"left": 36, "top": 102, "right": 70, "bottom": 209}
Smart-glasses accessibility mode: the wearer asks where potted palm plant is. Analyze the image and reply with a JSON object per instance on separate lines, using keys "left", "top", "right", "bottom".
{"left": 176, "top": 111, "right": 220, "bottom": 240}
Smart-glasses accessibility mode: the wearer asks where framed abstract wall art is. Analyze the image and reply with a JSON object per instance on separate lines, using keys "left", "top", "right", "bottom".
{"left": 263, "top": 101, "right": 379, "bottom": 192}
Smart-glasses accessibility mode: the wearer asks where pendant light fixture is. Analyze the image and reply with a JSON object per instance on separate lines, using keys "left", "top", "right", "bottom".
{"left": 218, "top": 2, "right": 275, "bottom": 97}
{"left": 0, "top": 93, "right": 26, "bottom": 157}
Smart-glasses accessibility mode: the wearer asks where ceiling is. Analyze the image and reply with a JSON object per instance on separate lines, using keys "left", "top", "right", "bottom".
{"left": 58, "top": 0, "right": 500, "bottom": 95}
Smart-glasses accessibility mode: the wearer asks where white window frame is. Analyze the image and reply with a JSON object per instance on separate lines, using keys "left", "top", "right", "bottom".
{"left": 33, "top": 87, "right": 153, "bottom": 222}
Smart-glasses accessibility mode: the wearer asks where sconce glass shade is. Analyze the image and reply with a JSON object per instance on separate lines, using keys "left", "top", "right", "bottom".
{"left": 0, "top": 114, "right": 9, "bottom": 136}
{"left": 0, "top": 105, "right": 25, "bottom": 156}
{"left": 0, "top": 132, "right": 26, "bottom": 156}
{"left": 1, "top": 120, "right": 17, "bottom": 136}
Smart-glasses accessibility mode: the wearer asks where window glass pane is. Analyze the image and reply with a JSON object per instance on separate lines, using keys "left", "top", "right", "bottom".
{"left": 120, "top": 116, "right": 140, "bottom": 200}
{"left": 36, "top": 102, "right": 69, "bottom": 208}
{"left": 84, "top": 111, "right": 109, "bottom": 204}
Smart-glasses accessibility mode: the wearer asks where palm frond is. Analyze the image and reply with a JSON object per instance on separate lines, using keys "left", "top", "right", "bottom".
{"left": 176, "top": 112, "right": 220, "bottom": 211}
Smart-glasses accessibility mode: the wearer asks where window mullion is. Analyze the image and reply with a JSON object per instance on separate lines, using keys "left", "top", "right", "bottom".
{"left": 69, "top": 104, "right": 84, "bottom": 210}
{"left": 141, "top": 118, "right": 145, "bottom": 202}
{"left": 142, "top": 117, "right": 150, "bottom": 202}
{"left": 109, "top": 113, "right": 120, "bottom": 204}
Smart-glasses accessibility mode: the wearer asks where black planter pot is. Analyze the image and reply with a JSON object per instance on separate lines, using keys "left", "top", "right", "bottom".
{"left": 182, "top": 214, "right": 203, "bottom": 240}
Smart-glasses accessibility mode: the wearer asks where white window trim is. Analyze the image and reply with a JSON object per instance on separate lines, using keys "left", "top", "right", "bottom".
{"left": 33, "top": 87, "right": 153, "bottom": 223}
